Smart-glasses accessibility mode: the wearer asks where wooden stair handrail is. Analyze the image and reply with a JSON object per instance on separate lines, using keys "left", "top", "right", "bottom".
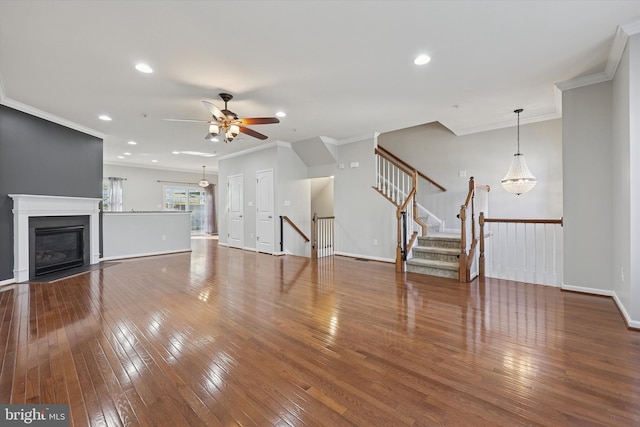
{"left": 479, "top": 213, "right": 564, "bottom": 280}
{"left": 376, "top": 145, "right": 446, "bottom": 192}
{"left": 483, "top": 218, "right": 563, "bottom": 225}
{"left": 280, "top": 215, "right": 310, "bottom": 242}
{"left": 375, "top": 147, "right": 414, "bottom": 177}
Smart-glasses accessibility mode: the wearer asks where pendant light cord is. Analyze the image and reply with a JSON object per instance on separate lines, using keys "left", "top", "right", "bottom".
{"left": 514, "top": 108, "right": 523, "bottom": 155}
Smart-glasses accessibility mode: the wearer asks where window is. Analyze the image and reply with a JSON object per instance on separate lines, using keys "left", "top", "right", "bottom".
{"left": 103, "top": 177, "right": 124, "bottom": 211}
{"left": 164, "top": 186, "right": 207, "bottom": 234}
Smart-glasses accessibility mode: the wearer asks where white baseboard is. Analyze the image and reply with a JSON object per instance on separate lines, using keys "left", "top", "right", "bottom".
{"left": 242, "top": 247, "right": 257, "bottom": 252}
{"left": 0, "top": 278, "right": 15, "bottom": 287}
{"left": 612, "top": 292, "right": 640, "bottom": 329}
{"left": 561, "top": 283, "right": 614, "bottom": 297}
{"left": 334, "top": 252, "right": 394, "bottom": 263}
{"left": 101, "top": 248, "right": 191, "bottom": 261}
{"left": 218, "top": 242, "right": 229, "bottom": 247}
{"left": 562, "top": 283, "right": 640, "bottom": 329}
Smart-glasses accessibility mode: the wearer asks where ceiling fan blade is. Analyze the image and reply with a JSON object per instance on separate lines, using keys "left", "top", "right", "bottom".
{"left": 239, "top": 126, "right": 268, "bottom": 140}
{"left": 205, "top": 133, "right": 219, "bottom": 140}
{"left": 163, "top": 118, "right": 211, "bottom": 123}
{"left": 239, "top": 117, "right": 280, "bottom": 125}
{"left": 202, "top": 100, "right": 225, "bottom": 120}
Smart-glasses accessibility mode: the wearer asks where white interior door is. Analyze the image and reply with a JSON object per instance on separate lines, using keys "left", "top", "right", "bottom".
{"left": 228, "top": 174, "right": 244, "bottom": 248}
{"left": 256, "top": 169, "right": 274, "bottom": 254}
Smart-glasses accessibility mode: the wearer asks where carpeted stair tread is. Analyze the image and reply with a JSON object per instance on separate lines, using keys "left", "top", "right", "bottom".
{"left": 406, "top": 258, "right": 458, "bottom": 271}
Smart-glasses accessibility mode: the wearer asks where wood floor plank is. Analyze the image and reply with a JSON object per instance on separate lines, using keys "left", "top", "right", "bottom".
{"left": 1, "top": 239, "right": 640, "bottom": 426}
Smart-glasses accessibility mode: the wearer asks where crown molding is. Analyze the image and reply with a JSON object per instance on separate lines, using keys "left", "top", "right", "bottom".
{"left": 556, "top": 19, "right": 640, "bottom": 92}
{"left": 0, "top": 73, "right": 105, "bottom": 139}
{"left": 0, "top": 97, "right": 105, "bottom": 139}
{"left": 555, "top": 71, "right": 611, "bottom": 91}
{"left": 216, "top": 140, "right": 293, "bottom": 161}
{"left": 335, "top": 133, "right": 376, "bottom": 145}
{"left": 451, "top": 112, "right": 562, "bottom": 136}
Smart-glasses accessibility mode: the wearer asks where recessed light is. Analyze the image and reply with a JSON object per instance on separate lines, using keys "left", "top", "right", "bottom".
{"left": 98, "top": 115, "right": 112, "bottom": 121}
{"left": 276, "top": 111, "right": 286, "bottom": 118}
{"left": 135, "top": 63, "right": 153, "bottom": 73}
{"left": 128, "top": 141, "right": 137, "bottom": 145}
{"left": 177, "top": 151, "right": 216, "bottom": 157}
{"left": 413, "top": 54, "right": 431, "bottom": 65}
{"left": 124, "top": 152, "right": 131, "bottom": 156}
{"left": 117, "top": 155, "right": 124, "bottom": 159}
{"left": 151, "top": 159, "right": 158, "bottom": 163}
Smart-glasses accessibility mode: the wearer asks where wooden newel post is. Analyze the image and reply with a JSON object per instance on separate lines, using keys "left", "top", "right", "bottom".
{"left": 479, "top": 212, "right": 485, "bottom": 281}
{"left": 312, "top": 213, "right": 318, "bottom": 259}
{"left": 396, "top": 208, "right": 403, "bottom": 272}
{"left": 458, "top": 205, "right": 467, "bottom": 283}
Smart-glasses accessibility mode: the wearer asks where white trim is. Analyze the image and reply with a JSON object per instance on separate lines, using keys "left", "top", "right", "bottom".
{"left": 101, "top": 249, "right": 191, "bottom": 262}
{"left": 555, "top": 72, "right": 611, "bottom": 92}
{"left": 451, "top": 112, "right": 563, "bottom": 136}
{"left": 335, "top": 133, "right": 376, "bottom": 145}
{"left": 0, "top": 278, "right": 15, "bottom": 287}
{"left": 561, "top": 283, "right": 614, "bottom": 296}
{"left": 561, "top": 283, "right": 640, "bottom": 329}
{"left": 0, "top": 97, "right": 104, "bottom": 139}
{"left": 8, "top": 194, "right": 102, "bottom": 282}
{"left": 242, "top": 247, "right": 258, "bottom": 252}
{"left": 556, "top": 20, "right": 640, "bottom": 91}
{"left": 334, "top": 252, "right": 394, "bottom": 263}
{"left": 216, "top": 140, "right": 292, "bottom": 161}
{"left": 612, "top": 292, "right": 640, "bottom": 329}
{"left": 218, "top": 242, "right": 229, "bottom": 247}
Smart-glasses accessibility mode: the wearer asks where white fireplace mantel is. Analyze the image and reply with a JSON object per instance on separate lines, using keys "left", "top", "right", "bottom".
{"left": 9, "top": 194, "right": 102, "bottom": 282}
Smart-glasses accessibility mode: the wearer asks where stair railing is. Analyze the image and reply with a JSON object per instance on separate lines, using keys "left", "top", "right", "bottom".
{"left": 376, "top": 145, "right": 446, "bottom": 192}
{"left": 479, "top": 214, "right": 563, "bottom": 285}
{"left": 458, "top": 177, "right": 490, "bottom": 282}
{"left": 374, "top": 146, "right": 447, "bottom": 272}
{"left": 312, "top": 213, "right": 335, "bottom": 259}
{"left": 279, "top": 215, "right": 310, "bottom": 252}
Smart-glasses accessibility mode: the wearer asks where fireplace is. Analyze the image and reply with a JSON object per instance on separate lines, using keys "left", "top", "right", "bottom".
{"left": 30, "top": 216, "right": 90, "bottom": 277}
{"left": 9, "top": 194, "right": 101, "bottom": 282}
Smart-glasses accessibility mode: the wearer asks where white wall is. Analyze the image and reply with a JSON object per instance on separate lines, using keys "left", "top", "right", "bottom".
{"left": 378, "top": 120, "right": 563, "bottom": 230}
{"left": 630, "top": 34, "right": 640, "bottom": 324}
{"left": 276, "top": 144, "right": 311, "bottom": 257}
{"left": 217, "top": 145, "right": 277, "bottom": 249}
{"left": 612, "top": 33, "right": 640, "bottom": 326}
{"left": 562, "top": 81, "right": 614, "bottom": 293}
{"left": 333, "top": 136, "right": 397, "bottom": 261}
{"left": 102, "top": 164, "right": 218, "bottom": 211}
{"left": 612, "top": 40, "right": 632, "bottom": 317}
{"left": 311, "top": 177, "right": 334, "bottom": 218}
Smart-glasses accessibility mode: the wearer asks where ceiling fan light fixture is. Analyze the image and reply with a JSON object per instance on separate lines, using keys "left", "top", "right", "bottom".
{"left": 209, "top": 124, "right": 220, "bottom": 135}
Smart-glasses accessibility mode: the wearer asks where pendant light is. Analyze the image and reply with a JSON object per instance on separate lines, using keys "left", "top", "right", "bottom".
{"left": 501, "top": 108, "right": 537, "bottom": 195}
{"left": 198, "top": 165, "right": 209, "bottom": 188}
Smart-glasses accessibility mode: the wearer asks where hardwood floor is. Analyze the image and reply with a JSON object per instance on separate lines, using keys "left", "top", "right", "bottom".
{"left": 1, "top": 239, "right": 639, "bottom": 426}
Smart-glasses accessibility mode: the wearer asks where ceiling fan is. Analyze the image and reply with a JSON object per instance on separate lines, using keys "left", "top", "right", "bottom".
{"left": 164, "top": 93, "right": 280, "bottom": 142}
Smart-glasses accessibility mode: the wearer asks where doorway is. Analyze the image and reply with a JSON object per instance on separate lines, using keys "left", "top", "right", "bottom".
{"left": 256, "top": 169, "right": 275, "bottom": 254}
{"left": 227, "top": 174, "right": 244, "bottom": 248}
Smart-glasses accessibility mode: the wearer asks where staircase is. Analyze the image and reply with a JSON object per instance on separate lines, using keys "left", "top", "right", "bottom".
{"left": 406, "top": 232, "right": 460, "bottom": 279}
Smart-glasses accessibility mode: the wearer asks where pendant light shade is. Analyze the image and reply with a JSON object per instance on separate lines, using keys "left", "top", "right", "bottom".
{"left": 198, "top": 165, "right": 210, "bottom": 188}
{"left": 501, "top": 109, "right": 537, "bottom": 195}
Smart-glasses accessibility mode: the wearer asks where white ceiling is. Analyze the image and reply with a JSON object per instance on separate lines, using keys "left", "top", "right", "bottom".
{"left": 1, "top": 1, "right": 639, "bottom": 173}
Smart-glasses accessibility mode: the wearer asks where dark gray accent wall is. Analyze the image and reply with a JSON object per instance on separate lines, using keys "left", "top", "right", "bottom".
{"left": 0, "top": 105, "right": 103, "bottom": 281}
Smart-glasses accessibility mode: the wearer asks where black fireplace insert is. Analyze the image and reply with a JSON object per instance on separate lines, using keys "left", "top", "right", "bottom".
{"left": 29, "top": 216, "right": 90, "bottom": 279}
